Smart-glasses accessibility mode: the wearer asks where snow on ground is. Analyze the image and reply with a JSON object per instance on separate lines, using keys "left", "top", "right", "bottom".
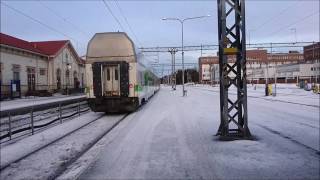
{"left": 0, "top": 101, "right": 89, "bottom": 143}
{"left": 0, "top": 94, "right": 85, "bottom": 111}
{"left": 0, "top": 112, "right": 103, "bottom": 169}
{"left": 75, "top": 85, "right": 319, "bottom": 179}
{"left": 195, "top": 83, "right": 319, "bottom": 107}
{"left": 0, "top": 114, "right": 126, "bottom": 180}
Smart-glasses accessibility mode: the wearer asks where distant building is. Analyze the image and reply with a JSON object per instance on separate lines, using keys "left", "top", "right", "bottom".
{"left": 0, "top": 33, "right": 86, "bottom": 99}
{"left": 198, "top": 56, "right": 218, "bottom": 83}
{"left": 303, "top": 42, "right": 320, "bottom": 83}
{"left": 198, "top": 49, "right": 305, "bottom": 84}
{"left": 304, "top": 42, "right": 320, "bottom": 63}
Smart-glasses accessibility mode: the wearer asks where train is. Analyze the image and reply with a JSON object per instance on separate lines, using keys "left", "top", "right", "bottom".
{"left": 85, "top": 32, "right": 160, "bottom": 112}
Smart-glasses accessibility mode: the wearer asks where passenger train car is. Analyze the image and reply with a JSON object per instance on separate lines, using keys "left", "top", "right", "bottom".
{"left": 85, "top": 32, "right": 160, "bottom": 112}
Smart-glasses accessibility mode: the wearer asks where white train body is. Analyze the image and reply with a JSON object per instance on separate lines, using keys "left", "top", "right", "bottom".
{"left": 85, "top": 32, "right": 159, "bottom": 112}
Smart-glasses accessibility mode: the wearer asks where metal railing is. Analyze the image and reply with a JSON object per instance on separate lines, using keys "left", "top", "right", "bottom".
{"left": 0, "top": 97, "right": 89, "bottom": 142}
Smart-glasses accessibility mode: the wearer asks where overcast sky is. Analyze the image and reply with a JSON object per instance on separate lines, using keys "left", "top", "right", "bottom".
{"left": 1, "top": 0, "right": 319, "bottom": 71}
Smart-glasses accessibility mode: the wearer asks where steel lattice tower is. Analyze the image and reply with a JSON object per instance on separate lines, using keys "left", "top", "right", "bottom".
{"left": 217, "top": 0, "right": 251, "bottom": 138}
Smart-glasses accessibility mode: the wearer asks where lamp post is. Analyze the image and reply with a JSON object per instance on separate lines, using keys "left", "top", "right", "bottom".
{"left": 66, "top": 63, "right": 71, "bottom": 95}
{"left": 162, "top": 15, "right": 211, "bottom": 96}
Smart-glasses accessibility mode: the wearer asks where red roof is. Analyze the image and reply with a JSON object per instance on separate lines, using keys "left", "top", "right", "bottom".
{"left": 30, "top": 40, "right": 68, "bottom": 56}
{"left": 0, "top": 33, "right": 44, "bottom": 55}
{"left": 0, "top": 33, "right": 85, "bottom": 64}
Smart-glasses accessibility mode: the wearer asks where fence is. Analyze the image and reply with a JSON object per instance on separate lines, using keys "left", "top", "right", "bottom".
{"left": 0, "top": 97, "right": 89, "bottom": 142}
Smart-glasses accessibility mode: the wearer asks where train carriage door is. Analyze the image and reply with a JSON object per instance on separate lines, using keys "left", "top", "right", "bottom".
{"left": 113, "top": 65, "right": 120, "bottom": 94}
{"left": 104, "top": 65, "right": 120, "bottom": 96}
{"left": 120, "top": 62, "right": 129, "bottom": 97}
{"left": 92, "top": 63, "right": 102, "bottom": 97}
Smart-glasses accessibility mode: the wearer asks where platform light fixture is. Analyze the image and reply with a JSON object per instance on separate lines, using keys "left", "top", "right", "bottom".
{"left": 162, "top": 15, "right": 211, "bottom": 96}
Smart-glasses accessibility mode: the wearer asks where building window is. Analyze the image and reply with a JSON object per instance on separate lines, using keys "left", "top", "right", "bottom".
{"left": 57, "top": 68, "right": 61, "bottom": 89}
{"left": 73, "top": 71, "right": 77, "bottom": 78}
{"left": 12, "top": 64, "right": 20, "bottom": 80}
{"left": 13, "top": 72, "right": 20, "bottom": 80}
{"left": 66, "top": 70, "right": 70, "bottom": 86}
{"left": 0, "top": 63, "right": 2, "bottom": 81}
{"left": 39, "top": 68, "right": 46, "bottom": 76}
{"left": 27, "top": 67, "right": 36, "bottom": 74}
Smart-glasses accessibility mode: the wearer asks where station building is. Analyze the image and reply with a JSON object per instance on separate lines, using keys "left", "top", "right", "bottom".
{"left": 0, "top": 33, "right": 86, "bottom": 99}
{"left": 198, "top": 46, "right": 320, "bottom": 84}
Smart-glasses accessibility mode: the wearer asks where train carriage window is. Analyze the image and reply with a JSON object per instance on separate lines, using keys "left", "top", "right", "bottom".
{"left": 115, "top": 69, "right": 119, "bottom": 80}
{"left": 107, "top": 68, "right": 110, "bottom": 80}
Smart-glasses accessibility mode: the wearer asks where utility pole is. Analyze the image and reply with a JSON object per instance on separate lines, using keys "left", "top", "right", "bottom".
{"left": 168, "top": 48, "right": 178, "bottom": 90}
{"left": 272, "top": 43, "right": 277, "bottom": 96}
{"left": 312, "top": 42, "right": 318, "bottom": 84}
{"left": 162, "top": 15, "right": 210, "bottom": 96}
{"left": 274, "top": 62, "right": 277, "bottom": 96}
{"left": 210, "top": 64, "right": 216, "bottom": 86}
{"left": 161, "top": 64, "right": 164, "bottom": 83}
{"left": 217, "top": 0, "right": 251, "bottom": 138}
{"left": 265, "top": 43, "right": 271, "bottom": 96}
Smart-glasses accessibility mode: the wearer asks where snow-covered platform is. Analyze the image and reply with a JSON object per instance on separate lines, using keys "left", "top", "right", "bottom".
{"left": 0, "top": 94, "right": 86, "bottom": 112}
{"left": 77, "top": 85, "right": 319, "bottom": 179}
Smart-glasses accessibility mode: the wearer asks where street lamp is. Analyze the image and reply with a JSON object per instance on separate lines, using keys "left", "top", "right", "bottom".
{"left": 66, "top": 63, "right": 72, "bottom": 94}
{"left": 162, "top": 15, "right": 211, "bottom": 96}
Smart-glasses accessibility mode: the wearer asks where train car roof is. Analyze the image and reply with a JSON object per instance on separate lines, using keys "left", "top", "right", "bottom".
{"left": 86, "top": 32, "right": 137, "bottom": 64}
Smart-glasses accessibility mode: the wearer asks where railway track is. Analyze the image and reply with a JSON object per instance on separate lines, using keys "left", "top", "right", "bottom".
{"left": 194, "top": 87, "right": 319, "bottom": 108}
{"left": 0, "top": 97, "right": 88, "bottom": 142}
{"left": 253, "top": 123, "right": 320, "bottom": 156}
{"left": 0, "top": 113, "right": 131, "bottom": 180}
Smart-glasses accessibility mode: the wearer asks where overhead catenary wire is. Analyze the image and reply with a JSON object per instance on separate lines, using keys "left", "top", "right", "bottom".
{"left": 101, "top": 0, "right": 125, "bottom": 32}
{"left": 252, "top": 1, "right": 301, "bottom": 32}
{"left": 139, "top": 41, "right": 315, "bottom": 53}
{"left": 0, "top": 1, "right": 84, "bottom": 50}
{"left": 38, "top": 0, "right": 90, "bottom": 37}
{"left": 114, "top": 0, "right": 142, "bottom": 47}
{"left": 264, "top": 11, "right": 319, "bottom": 39}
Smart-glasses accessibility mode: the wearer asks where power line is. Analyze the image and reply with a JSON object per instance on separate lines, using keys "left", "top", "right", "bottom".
{"left": 101, "top": 0, "right": 125, "bottom": 32}
{"left": 140, "top": 41, "right": 314, "bottom": 52}
{"left": 1, "top": 1, "right": 82, "bottom": 48}
{"left": 252, "top": 2, "right": 300, "bottom": 32}
{"left": 114, "top": 0, "right": 142, "bottom": 47}
{"left": 38, "top": 0, "right": 90, "bottom": 37}
{"left": 265, "top": 11, "right": 319, "bottom": 38}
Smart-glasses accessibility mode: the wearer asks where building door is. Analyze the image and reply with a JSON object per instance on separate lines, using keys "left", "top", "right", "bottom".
{"left": 81, "top": 73, "right": 84, "bottom": 88}
{"left": 27, "top": 67, "right": 36, "bottom": 92}
{"left": 104, "top": 65, "right": 120, "bottom": 96}
{"left": 57, "top": 69, "right": 61, "bottom": 89}
{"left": 66, "top": 70, "right": 70, "bottom": 88}
{"left": 73, "top": 71, "right": 79, "bottom": 89}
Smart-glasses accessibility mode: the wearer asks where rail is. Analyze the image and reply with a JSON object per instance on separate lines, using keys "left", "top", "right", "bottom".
{"left": 0, "top": 97, "right": 89, "bottom": 142}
